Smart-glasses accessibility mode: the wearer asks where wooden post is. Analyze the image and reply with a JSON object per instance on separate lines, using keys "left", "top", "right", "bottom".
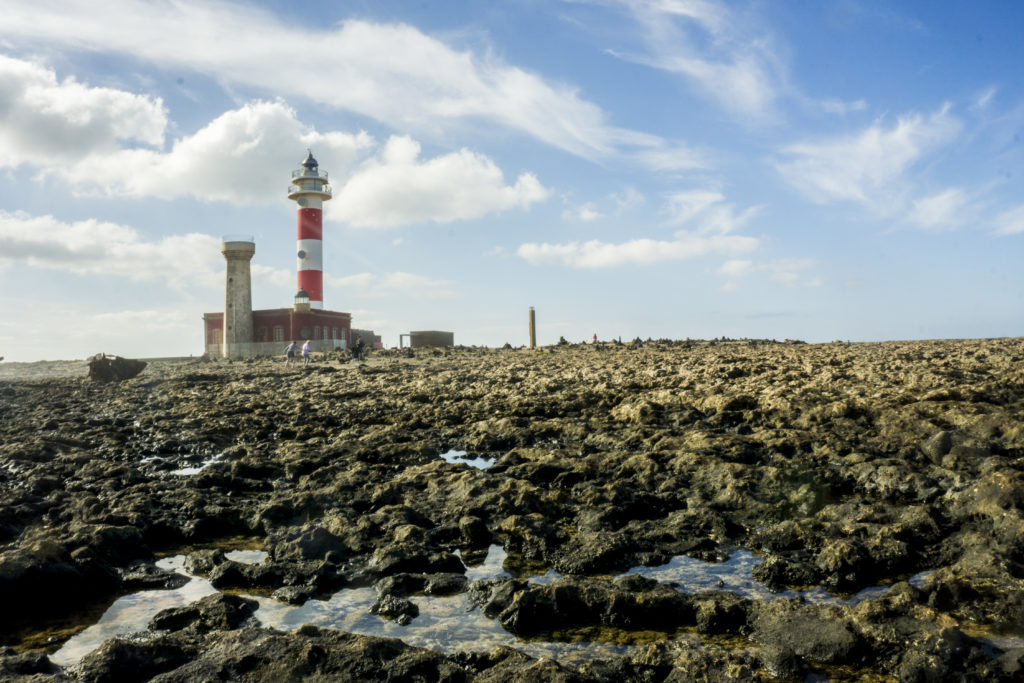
{"left": 529, "top": 306, "right": 536, "bottom": 348}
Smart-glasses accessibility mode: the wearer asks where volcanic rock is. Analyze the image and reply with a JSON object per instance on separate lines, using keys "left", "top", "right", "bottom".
{"left": 86, "top": 354, "right": 147, "bottom": 382}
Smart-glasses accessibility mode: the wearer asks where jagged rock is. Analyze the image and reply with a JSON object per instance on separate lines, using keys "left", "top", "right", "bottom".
{"left": 370, "top": 594, "right": 419, "bottom": 624}
{"left": 1, "top": 339, "right": 1022, "bottom": 680}
{"left": 149, "top": 593, "right": 259, "bottom": 633}
{"left": 87, "top": 353, "right": 147, "bottom": 382}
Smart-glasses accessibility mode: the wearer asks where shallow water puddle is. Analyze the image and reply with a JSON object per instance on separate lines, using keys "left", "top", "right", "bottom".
{"left": 225, "top": 549, "right": 268, "bottom": 564}
{"left": 47, "top": 548, "right": 1000, "bottom": 671}
{"left": 460, "top": 544, "right": 562, "bottom": 584}
{"left": 439, "top": 449, "right": 495, "bottom": 469}
{"left": 50, "top": 551, "right": 625, "bottom": 669}
{"left": 252, "top": 587, "right": 630, "bottom": 665}
{"left": 50, "top": 556, "right": 218, "bottom": 668}
{"left": 170, "top": 452, "right": 225, "bottom": 476}
{"left": 619, "top": 549, "right": 933, "bottom": 606}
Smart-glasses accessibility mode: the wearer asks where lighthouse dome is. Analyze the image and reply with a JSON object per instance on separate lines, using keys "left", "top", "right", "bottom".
{"left": 301, "top": 150, "right": 318, "bottom": 169}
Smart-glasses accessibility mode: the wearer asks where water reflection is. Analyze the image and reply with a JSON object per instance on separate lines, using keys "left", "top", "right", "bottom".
{"left": 253, "top": 586, "right": 629, "bottom": 664}
{"left": 170, "top": 452, "right": 225, "bottom": 476}
{"left": 43, "top": 546, "right": 967, "bottom": 672}
{"left": 50, "top": 556, "right": 217, "bottom": 668}
{"left": 461, "top": 544, "right": 562, "bottom": 584}
{"left": 225, "top": 549, "right": 268, "bottom": 565}
{"left": 50, "top": 552, "right": 625, "bottom": 670}
{"left": 439, "top": 449, "right": 495, "bottom": 470}
{"left": 618, "top": 550, "right": 934, "bottom": 606}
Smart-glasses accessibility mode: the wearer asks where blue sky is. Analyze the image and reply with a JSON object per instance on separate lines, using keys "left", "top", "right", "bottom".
{"left": 0, "top": 0, "right": 1021, "bottom": 361}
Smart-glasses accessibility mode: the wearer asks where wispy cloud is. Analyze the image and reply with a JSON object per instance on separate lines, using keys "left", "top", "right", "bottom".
{"left": 775, "top": 105, "right": 961, "bottom": 209}
{"left": 662, "top": 189, "right": 760, "bottom": 234}
{"left": 0, "top": 210, "right": 221, "bottom": 289}
{"left": 562, "top": 203, "right": 604, "bottom": 222}
{"left": 906, "top": 187, "right": 967, "bottom": 229}
{"left": 970, "top": 86, "right": 998, "bottom": 111}
{"left": 0, "top": 303, "right": 202, "bottom": 360}
{"left": 518, "top": 231, "right": 757, "bottom": 268}
{"left": 993, "top": 204, "right": 1024, "bottom": 235}
{"left": 0, "top": 0, "right": 677, "bottom": 162}
{"left": 326, "top": 271, "right": 456, "bottom": 297}
{"left": 717, "top": 256, "right": 821, "bottom": 288}
{"left": 717, "top": 259, "right": 753, "bottom": 277}
{"left": 599, "top": 0, "right": 784, "bottom": 122}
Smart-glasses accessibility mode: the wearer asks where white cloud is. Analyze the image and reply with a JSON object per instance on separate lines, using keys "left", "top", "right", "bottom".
{"left": 715, "top": 256, "right": 820, "bottom": 288}
{"left": 662, "top": 189, "right": 760, "bottom": 234}
{"left": 326, "top": 271, "right": 455, "bottom": 298}
{"left": 970, "top": 86, "right": 997, "bottom": 111}
{"left": 0, "top": 59, "right": 543, "bottom": 225}
{"left": 61, "top": 99, "right": 373, "bottom": 204}
{"left": 596, "top": 0, "right": 784, "bottom": 121}
{"left": 0, "top": 1, "right": 672, "bottom": 161}
{"left": 0, "top": 54, "right": 166, "bottom": 167}
{"left": 718, "top": 259, "right": 753, "bottom": 277}
{"left": 631, "top": 142, "right": 705, "bottom": 171}
{"left": 775, "top": 105, "right": 961, "bottom": 208}
{"left": 518, "top": 231, "right": 758, "bottom": 268}
{"left": 334, "top": 136, "right": 549, "bottom": 228}
{"left": 994, "top": 204, "right": 1024, "bottom": 235}
{"left": 0, "top": 303, "right": 203, "bottom": 361}
{"left": 664, "top": 190, "right": 725, "bottom": 225}
{"left": 907, "top": 188, "right": 967, "bottom": 229}
{"left": 0, "top": 210, "right": 221, "bottom": 289}
{"left": 525, "top": 186, "right": 762, "bottom": 268}
{"left": 611, "top": 187, "right": 645, "bottom": 211}
{"left": 818, "top": 98, "right": 868, "bottom": 115}
{"left": 251, "top": 264, "right": 292, "bottom": 289}
{"left": 563, "top": 203, "right": 604, "bottom": 222}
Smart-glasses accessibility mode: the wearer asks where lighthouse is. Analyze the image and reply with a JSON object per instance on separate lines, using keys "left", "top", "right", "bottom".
{"left": 287, "top": 150, "right": 332, "bottom": 309}
{"left": 204, "top": 152, "right": 375, "bottom": 358}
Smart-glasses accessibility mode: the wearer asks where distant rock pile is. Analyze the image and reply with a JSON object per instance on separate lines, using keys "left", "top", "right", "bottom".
{"left": 87, "top": 354, "right": 147, "bottom": 382}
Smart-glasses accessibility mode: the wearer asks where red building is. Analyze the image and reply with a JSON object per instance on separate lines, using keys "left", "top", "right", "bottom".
{"left": 202, "top": 306, "right": 351, "bottom": 355}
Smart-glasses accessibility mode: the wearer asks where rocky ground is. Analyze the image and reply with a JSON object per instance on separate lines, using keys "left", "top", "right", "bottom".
{"left": 1, "top": 338, "right": 1023, "bottom": 682}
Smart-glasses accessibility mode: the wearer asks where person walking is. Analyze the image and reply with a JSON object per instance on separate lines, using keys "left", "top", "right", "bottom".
{"left": 284, "top": 340, "right": 298, "bottom": 366}
{"left": 302, "top": 340, "right": 312, "bottom": 366}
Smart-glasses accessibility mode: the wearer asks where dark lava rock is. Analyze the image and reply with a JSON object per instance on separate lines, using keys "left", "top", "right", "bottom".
{"left": 87, "top": 354, "right": 147, "bottom": 382}
{"left": 77, "top": 637, "right": 197, "bottom": 683}
{"left": 750, "top": 599, "right": 864, "bottom": 666}
{"left": 471, "top": 574, "right": 703, "bottom": 638}
{"left": 756, "top": 643, "right": 806, "bottom": 680}
{"left": 921, "top": 430, "right": 954, "bottom": 463}
{"left": 370, "top": 594, "right": 419, "bottom": 625}
{"left": 81, "top": 627, "right": 472, "bottom": 682}
{"left": 271, "top": 585, "right": 318, "bottom": 605}
{"left": 149, "top": 593, "right": 259, "bottom": 633}
{"left": 119, "top": 560, "right": 189, "bottom": 591}
{"left": 2, "top": 340, "right": 1023, "bottom": 680}
{"left": 0, "top": 646, "right": 70, "bottom": 681}
{"left": 0, "top": 539, "right": 119, "bottom": 625}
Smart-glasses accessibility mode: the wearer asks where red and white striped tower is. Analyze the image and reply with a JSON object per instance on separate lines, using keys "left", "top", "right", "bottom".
{"left": 287, "top": 150, "right": 332, "bottom": 309}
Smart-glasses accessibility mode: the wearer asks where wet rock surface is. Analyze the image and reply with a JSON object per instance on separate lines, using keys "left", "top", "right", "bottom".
{"left": 0, "top": 338, "right": 1022, "bottom": 681}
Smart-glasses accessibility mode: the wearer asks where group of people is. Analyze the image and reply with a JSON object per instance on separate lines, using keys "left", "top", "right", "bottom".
{"left": 283, "top": 340, "right": 311, "bottom": 367}
{"left": 284, "top": 337, "right": 365, "bottom": 367}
